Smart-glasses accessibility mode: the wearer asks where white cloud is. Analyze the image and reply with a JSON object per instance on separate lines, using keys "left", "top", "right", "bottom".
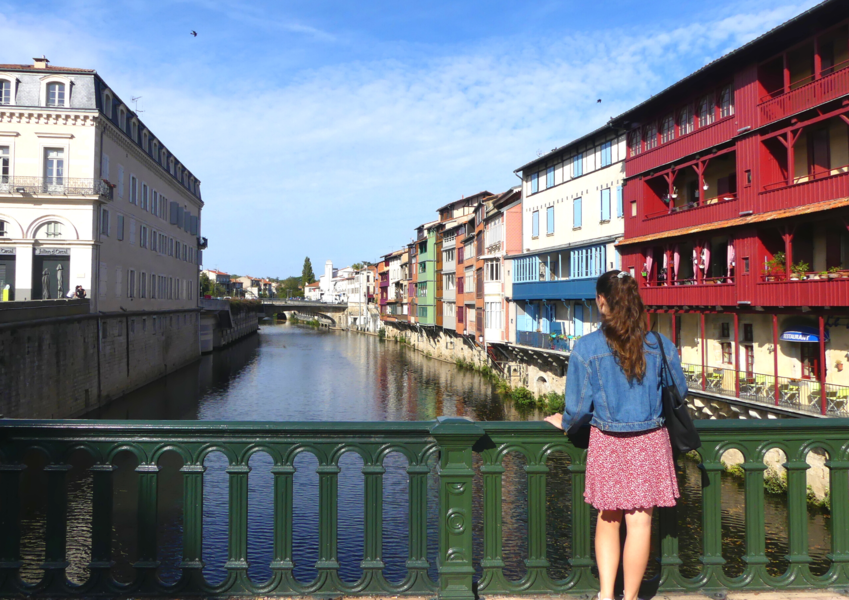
{"left": 0, "top": 0, "right": 819, "bottom": 276}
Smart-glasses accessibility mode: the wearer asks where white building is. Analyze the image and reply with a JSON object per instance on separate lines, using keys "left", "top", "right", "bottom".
{"left": 483, "top": 187, "right": 521, "bottom": 344}
{"left": 511, "top": 124, "right": 626, "bottom": 347}
{"left": 0, "top": 58, "right": 203, "bottom": 311}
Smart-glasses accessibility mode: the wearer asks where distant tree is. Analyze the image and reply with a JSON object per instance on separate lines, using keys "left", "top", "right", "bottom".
{"left": 200, "top": 273, "right": 213, "bottom": 296}
{"left": 352, "top": 262, "right": 364, "bottom": 271}
{"left": 302, "top": 257, "right": 316, "bottom": 287}
{"left": 277, "top": 276, "right": 304, "bottom": 298}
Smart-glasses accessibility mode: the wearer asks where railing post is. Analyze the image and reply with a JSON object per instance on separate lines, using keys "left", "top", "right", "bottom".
{"left": 270, "top": 464, "right": 296, "bottom": 584}
{"left": 42, "top": 463, "right": 72, "bottom": 591}
{"left": 406, "top": 463, "right": 432, "bottom": 587}
{"left": 524, "top": 463, "right": 551, "bottom": 585}
{"left": 430, "top": 418, "right": 484, "bottom": 600}
{"left": 180, "top": 464, "right": 205, "bottom": 586}
{"left": 784, "top": 455, "right": 813, "bottom": 580}
{"left": 567, "top": 455, "right": 597, "bottom": 589}
{"left": 698, "top": 453, "right": 725, "bottom": 589}
{"left": 225, "top": 463, "right": 251, "bottom": 589}
{"left": 316, "top": 463, "right": 342, "bottom": 586}
{"left": 0, "top": 464, "right": 25, "bottom": 591}
{"left": 478, "top": 460, "right": 505, "bottom": 590}
{"left": 361, "top": 463, "right": 386, "bottom": 587}
{"left": 134, "top": 463, "right": 161, "bottom": 591}
{"left": 88, "top": 464, "right": 116, "bottom": 585}
{"left": 825, "top": 457, "right": 849, "bottom": 580}
{"left": 741, "top": 460, "right": 770, "bottom": 586}
{"left": 658, "top": 505, "right": 684, "bottom": 591}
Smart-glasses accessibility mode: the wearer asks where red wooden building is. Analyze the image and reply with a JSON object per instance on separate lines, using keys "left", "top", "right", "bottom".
{"left": 614, "top": 0, "right": 849, "bottom": 415}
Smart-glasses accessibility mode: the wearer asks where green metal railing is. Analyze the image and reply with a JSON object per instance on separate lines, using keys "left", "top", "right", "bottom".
{"left": 0, "top": 418, "right": 848, "bottom": 598}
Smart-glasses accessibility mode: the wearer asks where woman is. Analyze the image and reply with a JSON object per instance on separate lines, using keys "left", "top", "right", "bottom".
{"left": 545, "top": 270, "right": 687, "bottom": 600}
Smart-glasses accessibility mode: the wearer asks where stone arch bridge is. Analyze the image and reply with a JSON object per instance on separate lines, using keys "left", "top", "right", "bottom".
{"left": 261, "top": 299, "right": 348, "bottom": 327}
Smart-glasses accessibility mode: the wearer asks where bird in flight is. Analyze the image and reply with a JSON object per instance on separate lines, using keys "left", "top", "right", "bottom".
{"left": 597, "top": 99, "right": 602, "bottom": 103}
{"left": 190, "top": 30, "right": 198, "bottom": 37}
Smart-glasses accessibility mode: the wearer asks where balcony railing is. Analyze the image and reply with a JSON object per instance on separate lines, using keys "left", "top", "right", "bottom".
{"left": 0, "top": 418, "right": 847, "bottom": 598}
{"left": 759, "top": 60, "right": 849, "bottom": 125}
{"left": 644, "top": 193, "right": 737, "bottom": 220}
{"left": 516, "top": 330, "right": 573, "bottom": 353}
{"left": 756, "top": 167, "right": 849, "bottom": 214}
{"left": 682, "top": 362, "right": 849, "bottom": 417}
{"left": 0, "top": 176, "right": 113, "bottom": 198}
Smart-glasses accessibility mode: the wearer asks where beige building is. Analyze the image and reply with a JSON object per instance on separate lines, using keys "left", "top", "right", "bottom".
{"left": 0, "top": 58, "right": 204, "bottom": 311}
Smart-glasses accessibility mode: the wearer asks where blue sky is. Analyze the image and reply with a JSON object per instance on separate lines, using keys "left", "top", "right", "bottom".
{"left": 2, "top": 0, "right": 819, "bottom": 278}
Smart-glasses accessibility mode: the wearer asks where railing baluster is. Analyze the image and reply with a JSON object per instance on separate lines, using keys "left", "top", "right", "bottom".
{"left": 42, "top": 463, "right": 72, "bottom": 592}
{"left": 270, "top": 464, "right": 295, "bottom": 585}
{"left": 784, "top": 454, "right": 813, "bottom": 581}
{"left": 88, "top": 464, "right": 116, "bottom": 587}
{"left": 699, "top": 455, "right": 725, "bottom": 587}
{"left": 224, "top": 464, "right": 250, "bottom": 590}
{"left": 405, "top": 464, "right": 431, "bottom": 588}
{"left": 567, "top": 457, "right": 596, "bottom": 590}
{"left": 825, "top": 457, "right": 849, "bottom": 580}
{"left": 479, "top": 461, "right": 505, "bottom": 592}
{"left": 361, "top": 464, "right": 386, "bottom": 588}
{"left": 179, "top": 464, "right": 205, "bottom": 587}
{"left": 658, "top": 505, "right": 684, "bottom": 590}
{"left": 741, "top": 460, "right": 769, "bottom": 586}
{"left": 524, "top": 463, "right": 550, "bottom": 588}
{"left": 0, "top": 464, "right": 25, "bottom": 591}
{"left": 134, "top": 463, "right": 160, "bottom": 591}
{"left": 316, "top": 464, "right": 341, "bottom": 588}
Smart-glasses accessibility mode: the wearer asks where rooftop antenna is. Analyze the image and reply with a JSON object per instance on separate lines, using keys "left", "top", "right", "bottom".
{"left": 131, "top": 96, "right": 144, "bottom": 113}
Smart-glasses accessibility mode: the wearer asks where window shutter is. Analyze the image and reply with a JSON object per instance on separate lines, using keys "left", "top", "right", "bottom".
{"left": 129, "top": 218, "right": 136, "bottom": 244}
{"left": 532, "top": 211, "right": 539, "bottom": 237}
{"left": 546, "top": 206, "right": 554, "bottom": 235}
{"left": 574, "top": 198, "right": 582, "bottom": 227}
{"left": 601, "top": 188, "right": 611, "bottom": 221}
{"left": 616, "top": 186, "right": 623, "bottom": 218}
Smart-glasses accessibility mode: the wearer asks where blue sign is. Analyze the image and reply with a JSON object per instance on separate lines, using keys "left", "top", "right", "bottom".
{"left": 780, "top": 326, "right": 830, "bottom": 343}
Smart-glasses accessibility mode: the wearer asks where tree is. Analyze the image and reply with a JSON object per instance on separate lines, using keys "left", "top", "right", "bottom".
{"left": 200, "top": 273, "right": 213, "bottom": 296}
{"left": 302, "top": 257, "right": 316, "bottom": 287}
{"left": 277, "top": 276, "right": 304, "bottom": 298}
{"left": 352, "top": 263, "right": 363, "bottom": 271}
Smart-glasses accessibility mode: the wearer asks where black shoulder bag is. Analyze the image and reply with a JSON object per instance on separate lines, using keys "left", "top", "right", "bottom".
{"left": 653, "top": 332, "right": 701, "bottom": 454}
{"left": 565, "top": 400, "right": 593, "bottom": 450}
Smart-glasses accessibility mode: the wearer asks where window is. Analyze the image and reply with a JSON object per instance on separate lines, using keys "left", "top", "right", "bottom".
{"left": 169, "top": 238, "right": 174, "bottom": 256}
{"left": 546, "top": 166, "right": 555, "bottom": 188}
{"left": 142, "top": 131, "right": 149, "bottom": 151}
{"left": 43, "top": 221, "right": 63, "bottom": 238}
{"left": 679, "top": 104, "right": 694, "bottom": 136}
{"left": 117, "top": 214, "right": 124, "bottom": 241}
{"left": 570, "top": 245, "right": 606, "bottom": 279}
{"left": 153, "top": 141, "right": 159, "bottom": 160}
{"left": 101, "top": 153, "right": 110, "bottom": 180}
{"left": 101, "top": 208, "right": 109, "bottom": 236}
{"left": 546, "top": 206, "right": 554, "bottom": 235}
{"left": 128, "top": 269, "right": 136, "bottom": 298}
{"left": 150, "top": 230, "right": 157, "bottom": 252}
{"left": 616, "top": 186, "right": 624, "bottom": 218}
{"left": 485, "top": 301, "right": 502, "bottom": 329}
{"left": 142, "top": 183, "right": 149, "bottom": 211}
{"left": 743, "top": 324, "right": 754, "bottom": 343}
{"left": 457, "top": 305, "right": 464, "bottom": 323}
{"left": 530, "top": 172, "right": 538, "bottom": 194}
{"left": 573, "top": 153, "right": 583, "bottom": 177}
{"left": 0, "top": 145, "right": 9, "bottom": 182}
{"left": 130, "top": 176, "right": 138, "bottom": 204}
{"left": 140, "top": 224, "right": 147, "bottom": 248}
{"left": 175, "top": 241, "right": 181, "bottom": 259}
{"left": 721, "top": 323, "right": 730, "bottom": 338}
{"left": 643, "top": 123, "right": 658, "bottom": 150}
{"left": 600, "top": 140, "right": 612, "bottom": 167}
{"left": 532, "top": 210, "right": 539, "bottom": 238}
{"left": 457, "top": 276, "right": 464, "bottom": 294}
{"left": 131, "top": 120, "right": 138, "bottom": 141}
{"left": 44, "top": 148, "right": 64, "bottom": 185}
{"left": 140, "top": 272, "right": 147, "bottom": 298}
{"left": 152, "top": 191, "right": 158, "bottom": 216}
{"left": 103, "top": 92, "right": 112, "bottom": 117}
{"left": 660, "top": 114, "right": 675, "bottom": 143}
{"left": 628, "top": 130, "right": 641, "bottom": 157}
{"left": 443, "top": 248, "right": 455, "bottom": 263}
{"left": 485, "top": 259, "right": 501, "bottom": 282}
{"left": 443, "top": 273, "right": 455, "bottom": 290}
{"left": 118, "top": 108, "right": 126, "bottom": 130}
{"left": 573, "top": 197, "right": 582, "bottom": 228}
{"left": 0, "top": 79, "right": 11, "bottom": 105}
{"left": 600, "top": 188, "right": 611, "bottom": 222}
{"left": 719, "top": 86, "right": 734, "bottom": 118}
{"left": 420, "top": 262, "right": 426, "bottom": 274}
{"left": 169, "top": 157, "right": 175, "bottom": 174}
{"left": 631, "top": 201, "right": 637, "bottom": 217}
{"left": 183, "top": 244, "right": 187, "bottom": 261}
{"left": 444, "top": 302, "right": 455, "bottom": 317}
{"left": 697, "top": 94, "right": 714, "bottom": 127}
{"left": 464, "top": 241, "right": 473, "bottom": 260}
{"left": 46, "top": 82, "right": 65, "bottom": 107}
{"left": 721, "top": 342, "right": 732, "bottom": 364}
{"left": 0, "top": 220, "right": 7, "bottom": 237}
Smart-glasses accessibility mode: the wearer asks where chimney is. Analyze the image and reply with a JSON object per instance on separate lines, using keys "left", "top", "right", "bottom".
{"left": 33, "top": 55, "right": 49, "bottom": 69}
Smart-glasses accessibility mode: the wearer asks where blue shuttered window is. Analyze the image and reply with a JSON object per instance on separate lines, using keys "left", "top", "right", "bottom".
{"left": 546, "top": 206, "right": 554, "bottom": 235}
{"left": 546, "top": 166, "right": 555, "bottom": 188}
{"left": 616, "top": 185, "right": 624, "bottom": 218}
{"left": 532, "top": 210, "right": 539, "bottom": 237}
{"left": 573, "top": 153, "right": 583, "bottom": 178}
{"left": 600, "top": 141, "right": 612, "bottom": 167}
{"left": 601, "top": 188, "right": 611, "bottom": 221}
{"left": 573, "top": 197, "right": 582, "bottom": 228}
{"left": 530, "top": 173, "right": 538, "bottom": 194}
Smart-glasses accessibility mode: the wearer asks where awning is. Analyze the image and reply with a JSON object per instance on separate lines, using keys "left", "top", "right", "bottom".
{"left": 780, "top": 326, "right": 830, "bottom": 343}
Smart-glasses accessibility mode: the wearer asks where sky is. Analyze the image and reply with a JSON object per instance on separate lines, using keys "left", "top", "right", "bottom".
{"left": 1, "top": 0, "right": 821, "bottom": 278}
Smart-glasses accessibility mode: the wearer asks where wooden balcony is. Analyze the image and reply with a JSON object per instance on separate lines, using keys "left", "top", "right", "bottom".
{"left": 759, "top": 63, "right": 849, "bottom": 126}
{"left": 640, "top": 280, "right": 737, "bottom": 307}
{"left": 625, "top": 116, "right": 736, "bottom": 176}
{"left": 755, "top": 274, "right": 849, "bottom": 307}
{"left": 756, "top": 168, "right": 849, "bottom": 214}
{"left": 630, "top": 194, "right": 739, "bottom": 238}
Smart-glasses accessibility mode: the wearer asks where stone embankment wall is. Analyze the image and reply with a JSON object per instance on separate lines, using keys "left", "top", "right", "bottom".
{"left": 382, "top": 323, "right": 490, "bottom": 365}
{"left": 0, "top": 310, "right": 200, "bottom": 419}
{"left": 219, "top": 311, "right": 259, "bottom": 346}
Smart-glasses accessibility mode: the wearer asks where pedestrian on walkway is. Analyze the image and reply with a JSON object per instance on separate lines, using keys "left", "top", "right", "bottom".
{"left": 545, "top": 269, "right": 688, "bottom": 600}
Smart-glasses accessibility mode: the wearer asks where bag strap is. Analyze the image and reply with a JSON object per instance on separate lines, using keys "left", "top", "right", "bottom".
{"left": 653, "top": 331, "right": 672, "bottom": 383}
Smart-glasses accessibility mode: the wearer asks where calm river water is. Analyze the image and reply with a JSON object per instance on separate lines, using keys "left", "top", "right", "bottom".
{"left": 17, "top": 323, "right": 831, "bottom": 586}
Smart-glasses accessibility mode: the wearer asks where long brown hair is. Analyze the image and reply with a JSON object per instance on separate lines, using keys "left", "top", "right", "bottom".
{"left": 596, "top": 270, "right": 647, "bottom": 382}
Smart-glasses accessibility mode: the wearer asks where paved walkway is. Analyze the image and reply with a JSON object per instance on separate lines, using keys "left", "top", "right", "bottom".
{"left": 310, "top": 593, "right": 848, "bottom": 600}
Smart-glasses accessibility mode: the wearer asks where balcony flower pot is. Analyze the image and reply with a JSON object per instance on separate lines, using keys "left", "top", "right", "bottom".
{"left": 790, "top": 276, "right": 800, "bottom": 281}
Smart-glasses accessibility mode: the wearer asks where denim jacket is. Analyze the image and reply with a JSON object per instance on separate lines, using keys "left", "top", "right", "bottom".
{"left": 561, "top": 329, "right": 688, "bottom": 433}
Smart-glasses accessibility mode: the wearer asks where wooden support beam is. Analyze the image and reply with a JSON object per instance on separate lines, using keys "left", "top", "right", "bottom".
{"left": 773, "top": 313, "right": 780, "bottom": 406}
{"left": 734, "top": 313, "right": 740, "bottom": 398}
{"left": 819, "top": 314, "right": 827, "bottom": 416}
{"left": 700, "top": 312, "right": 706, "bottom": 391}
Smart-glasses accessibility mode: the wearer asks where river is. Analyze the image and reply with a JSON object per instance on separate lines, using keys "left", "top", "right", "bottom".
{"left": 16, "top": 323, "right": 831, "bottom": 586}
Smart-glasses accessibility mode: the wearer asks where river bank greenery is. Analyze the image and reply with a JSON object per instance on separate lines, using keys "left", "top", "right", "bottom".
{"left": 289, "top": 315, "right": 321, "bottom": 328}
{"left": 723, "top": 461, "right": 830, "bottom": 512}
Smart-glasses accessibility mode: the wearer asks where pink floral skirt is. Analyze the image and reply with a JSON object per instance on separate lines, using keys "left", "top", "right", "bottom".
{"left": 584, "top": 426, "right": 679, "bottom": 511}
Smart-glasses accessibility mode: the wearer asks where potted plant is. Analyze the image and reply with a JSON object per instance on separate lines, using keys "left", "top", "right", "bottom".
{"left": 764, "top": 252, "right": 785, "bottom": 281}
{"left": 791, "top": 261, "right": 809, "bottom": 281}
{"left": 828, "top": 266, "right": 840, "bottom": 279}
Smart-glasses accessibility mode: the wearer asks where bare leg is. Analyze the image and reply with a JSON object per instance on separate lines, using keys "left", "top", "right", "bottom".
{"left": 595, "top": 510, "right": 623, "bottom": 600}
{"left": 622, "top": 507, "right": 653, "bottom": 600}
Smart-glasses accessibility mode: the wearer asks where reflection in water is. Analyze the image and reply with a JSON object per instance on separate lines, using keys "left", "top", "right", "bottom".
{"left": 17, "top": 324, "right": 831, "bottom": 586}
